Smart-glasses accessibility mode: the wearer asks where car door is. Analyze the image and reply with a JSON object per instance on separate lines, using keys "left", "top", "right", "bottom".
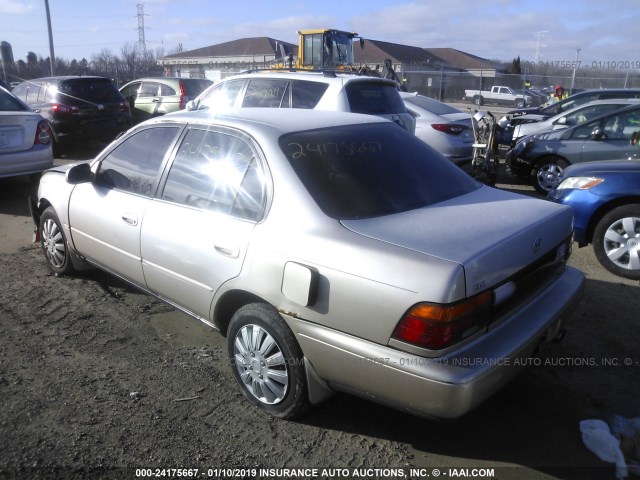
{"left": 141, "top": 126, "right": 268, "bottom": 320}
{"left": 581, "top": 109, "right": 640, "bottom": 163}
{"left": 134, "top": 81, "right": 163, "bottom": 122}
{"left": 68, "top": 125, "right": 181, "bottom": 286}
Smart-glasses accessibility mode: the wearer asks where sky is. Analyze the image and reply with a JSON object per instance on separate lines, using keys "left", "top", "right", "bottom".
{"left": 2, "top": 0, "right": 640, "bottom": 67}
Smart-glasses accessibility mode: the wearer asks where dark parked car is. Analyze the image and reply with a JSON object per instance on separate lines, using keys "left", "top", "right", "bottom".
{"left": 548, "top": 160, "right": 640, "bottom": 279}
{"left": 11, "top": 76, "right": 132, "bottom": 154}
{"left": 119, "top": 77, "right": 212, "bottom": 124}
{"left": 507, "top": 104, "right": 640, "bottom": 193}
{"left": 508, "top": 88, "right": 640, "bottom": 118}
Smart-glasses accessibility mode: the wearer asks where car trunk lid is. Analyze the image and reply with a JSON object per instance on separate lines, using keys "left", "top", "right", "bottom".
{"left": 340, "top": 186, "right": 573, "bottom": 297}
{"left": 0, "top": 112, "right": 39, "bottom": 153}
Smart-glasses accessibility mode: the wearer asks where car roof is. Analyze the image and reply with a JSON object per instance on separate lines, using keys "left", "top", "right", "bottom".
{"left": 216, "top": 70, "right": 399, "bottom": 85}
{"left": 19, "top": 76, "right": 111, "bottom": 83}
{"left": 153, "top": 107, "right": 390, "bottom": 133}
{"left": 548, "top": 98, "right": 640, "bottom": 120}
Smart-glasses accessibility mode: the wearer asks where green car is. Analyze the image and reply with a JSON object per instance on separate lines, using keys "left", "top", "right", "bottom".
{"left": 120, "top": 77, "right": 212, "bottom": 124}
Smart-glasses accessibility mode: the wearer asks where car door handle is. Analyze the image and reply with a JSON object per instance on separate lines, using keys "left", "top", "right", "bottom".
{"left": 214, "top": 244, "right": 239, "bottom": 258}
{"left": 122, "top": 214, "right": 138, "bottom": 226}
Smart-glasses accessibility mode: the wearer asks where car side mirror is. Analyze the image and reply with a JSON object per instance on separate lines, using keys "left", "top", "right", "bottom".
{"left": 556, "top": 117, "right": 567, "bottom": 125}
{"left": 185, "top": 99, "right": 197, "bottom": 111}
{"left": 591, "top": 127, "right": 606, "bottom": 141}
{"left": 65, "top": 162, "right": 93, "bottom": 184}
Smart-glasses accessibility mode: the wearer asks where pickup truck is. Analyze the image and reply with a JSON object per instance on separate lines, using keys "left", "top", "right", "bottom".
{"left": 464, "top": 86, "right": 531, "bottom": 108}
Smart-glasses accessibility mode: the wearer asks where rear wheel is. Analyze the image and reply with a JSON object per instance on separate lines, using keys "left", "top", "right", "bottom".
{"left": 533, "top": 156, "right": 569, "bottom": 194}
{"left": 473, "top": 96, "right": 483, "bottom": 106}
{"left": 39, "top": 207, "right": 74, "bottom": 276}
{"left": 227, "top": 304, "right": 309, "bottom": 419}
{"left": 593, "top": 205, "right": 640, "bottom": 280}
{"left": 515, "top": 99, "right": 525, "bottom": 108}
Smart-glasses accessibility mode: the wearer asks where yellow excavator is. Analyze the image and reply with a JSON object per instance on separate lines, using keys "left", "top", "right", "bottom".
{"left": 274, "top": 28, "right": 406, "bottom": 90}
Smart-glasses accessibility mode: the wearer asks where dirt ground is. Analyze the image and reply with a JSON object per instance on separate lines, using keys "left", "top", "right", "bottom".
{"left": 0, "top": 149, "right": 639, "bottom": 480}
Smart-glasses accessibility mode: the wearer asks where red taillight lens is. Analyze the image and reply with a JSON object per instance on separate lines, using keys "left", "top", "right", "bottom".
{"left": 51, "top": 103, "right": 78, "bottom": 115}
{"left": 34, "top": 120, "right": 52, "bottom": 145}
{"left": 392, "top": 291, "right": 493, "bottom": 350}
{"left": 431, "top": 123, "right": 467, "bottom": 135}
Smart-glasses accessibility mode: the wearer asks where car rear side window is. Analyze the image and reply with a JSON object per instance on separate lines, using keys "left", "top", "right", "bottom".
{"left": 345, "top": 82, "right": 407, "bottom": 115}
{"left": 291, "top": 80, "right": 328, "bottom": 108}
{"left": 280, "top": 123, "right": 479, "bottom": 219}
{"left": 161, "top": 128, "right": 266, "bottom": 221}
{"left": 96, "top": 126, "right": 180, "bottom": 196}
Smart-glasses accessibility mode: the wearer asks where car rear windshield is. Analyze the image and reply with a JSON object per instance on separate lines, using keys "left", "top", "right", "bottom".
{"left": 403, "top": 95, "right": 460, "bottom": 116}
{"left": 0, "top": 89, "right": 29, "bottom": 111}
{"left": 279, "top": 123, "right": 480, "bottom": 219}
{"left": 58, "top": 78, "right": 123, "bottom": 104}
{"left": 181, "top": 79, "right": 213, "bottom": 97}
{"left": 345, "top": 82, "right": 407, "bottom": 115}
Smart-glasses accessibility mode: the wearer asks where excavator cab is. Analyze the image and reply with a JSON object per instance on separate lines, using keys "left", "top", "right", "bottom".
{"left": 297, "top": 29, "right": 361, "bottom": 69}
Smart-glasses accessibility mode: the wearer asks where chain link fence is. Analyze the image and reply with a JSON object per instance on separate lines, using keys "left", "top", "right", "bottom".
{"left": 401, "top": 69, "right": 640, "bottom": 104}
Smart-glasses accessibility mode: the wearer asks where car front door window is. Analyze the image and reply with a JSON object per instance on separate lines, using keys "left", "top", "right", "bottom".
{"left": 96, "top": 126, "right": 180, "bottom": 196}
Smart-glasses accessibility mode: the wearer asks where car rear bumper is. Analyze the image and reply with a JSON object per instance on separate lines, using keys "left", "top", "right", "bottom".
{"left": 0, "top": 145, "right": 53, "bottom": 178}
{"left": 287, "top": 265, "right": 585, "bottom": 419}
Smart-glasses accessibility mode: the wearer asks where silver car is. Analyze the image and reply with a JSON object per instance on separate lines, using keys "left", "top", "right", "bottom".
{"left": 511, "top": 99, "right": 640, "bottom": 144}
{"left": 34, "top": 109, "right": 584, "bottom": 419}
{"left": 0, "top": 85, "right": 53, "bottom": 178}
{"left": 401, "top": 92, "right": 473, "bottom": 165}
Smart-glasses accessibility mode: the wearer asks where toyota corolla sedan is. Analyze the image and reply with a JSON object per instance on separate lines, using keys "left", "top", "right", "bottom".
{"left": 548, "top": 160, "right": 640, "bottom": 280}
{"left": 32, "top": 109, "right": 584, "bottom": 419}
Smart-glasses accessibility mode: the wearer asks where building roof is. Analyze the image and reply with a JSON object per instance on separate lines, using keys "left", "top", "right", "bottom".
{"left": 355, "top": 39, "right": 446, "bottom": 69}
{"left": 423, "top": 48, "right": 498, "bottom": 71}
{"left": 164, "top": 37, "right": 298, "bottom": 59}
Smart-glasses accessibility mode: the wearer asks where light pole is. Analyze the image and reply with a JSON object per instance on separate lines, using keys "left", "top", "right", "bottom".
{"left": 570, "top": 48, "right": 581, "bottom": 94}
{"left": 44, "top": 0, "right": 56, "bottom": 76}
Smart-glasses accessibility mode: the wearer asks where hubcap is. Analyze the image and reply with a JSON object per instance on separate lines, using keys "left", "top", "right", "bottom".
{"left": 537, "top": 163, "right": 564, "bottom": 192}
{"left": 41, "top": 218, "right": 66, "bottom": 268}
{"left": 603, "top": 216, "right": 640, "bottom": 271}
{"left": 233, "top": 324, "right": 288, "bottom": 405}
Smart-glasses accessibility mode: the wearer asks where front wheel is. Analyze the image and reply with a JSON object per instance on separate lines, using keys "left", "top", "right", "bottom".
{"left": 533, "top": 156, "right": 569, "bottom": 194}
{"left": 593, "top": 205, "right": 640, "bottom": 280}
{"left": 39, "top": 206, "right": 74, "bottom": 276}
{"left": 227, "top": 304, "right": 309, "bottom": 419}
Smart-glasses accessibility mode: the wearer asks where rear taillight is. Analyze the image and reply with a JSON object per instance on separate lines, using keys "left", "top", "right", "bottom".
{"left": 431, "top": 123, "right": 467, "bottom": 135}
{"left": 392, "top": 290, "right": 493, "bottom": 350}
{"left": 51, "top": 103, "right": 78, "bottom": 115}
{"left": 179, "top": 81, "right": 186, "bottom": 109}
{"left": 35, "top": 120, "right": 52, "bottom": 145}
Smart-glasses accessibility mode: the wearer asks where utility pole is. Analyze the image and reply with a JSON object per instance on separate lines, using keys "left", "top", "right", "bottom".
{"left": 44, "top": 0, "right": 56, "bottom": 75}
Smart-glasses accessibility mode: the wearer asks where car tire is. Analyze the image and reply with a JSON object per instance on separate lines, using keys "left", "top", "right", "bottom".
{"left": 227, "top": 303, "right": 309, "bottom": 419}
{"left": 473, "top": 96, "right": 483, "bottom": 106}
{"left": 533, "top": 156, "right": 569, "bottom": 194}
{"left": 39, "top": 206, "right": 74, "bottom": 276}
{"left": 593, "top": 205, "right": 640, "bottom": 280}
{"left": 515, "top": 99, "right": 525, "bottom": 108}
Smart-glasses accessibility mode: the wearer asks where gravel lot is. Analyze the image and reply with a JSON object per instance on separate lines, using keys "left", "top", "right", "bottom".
{"left": 0, "top": 141, "right": 638, "bottom": 480}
